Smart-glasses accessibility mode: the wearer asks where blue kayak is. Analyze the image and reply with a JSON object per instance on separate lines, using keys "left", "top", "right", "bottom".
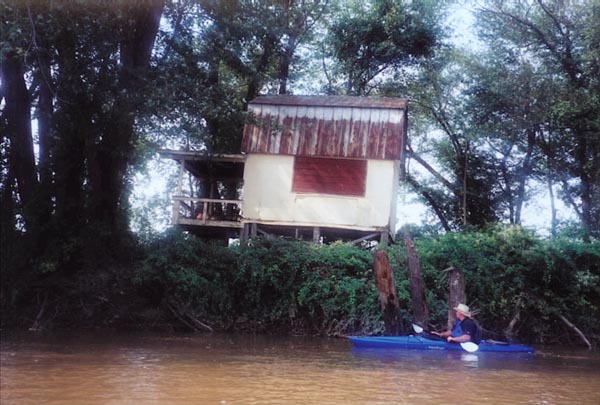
{"left": 348, "top": 335, "right": 534, "bottom": 353}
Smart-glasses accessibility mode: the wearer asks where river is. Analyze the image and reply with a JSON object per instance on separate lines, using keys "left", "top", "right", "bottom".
{"left": 1, "top": 331, "right": 599, "bottom": 405}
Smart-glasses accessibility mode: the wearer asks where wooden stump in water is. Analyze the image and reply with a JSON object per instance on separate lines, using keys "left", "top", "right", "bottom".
{"left": 444, "top": 266, "right": 466, "bottom": 328}
{"left": 373, "top": 250, "right": 402, "bottom": 335}
{"left": 404, "top": 234, "right": 429, "bottom": 329}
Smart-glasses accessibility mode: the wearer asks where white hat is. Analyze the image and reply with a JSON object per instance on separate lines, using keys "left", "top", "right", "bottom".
{"left": 453, "top": 303, "right": 471, "bottom": 317}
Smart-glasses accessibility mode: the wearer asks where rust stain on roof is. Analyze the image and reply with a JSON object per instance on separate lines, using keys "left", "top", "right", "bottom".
{"left": 242, "top": 95, "right": 407, "bottom": 160}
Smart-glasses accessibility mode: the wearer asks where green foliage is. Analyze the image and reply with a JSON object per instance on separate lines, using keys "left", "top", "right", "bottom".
{"left": 3, "top": 223, "right": 598, "bottom": 347}
{"left": 475, "top": 0, "right": 600, "bottom": 240}
{"left": 132, "top": 227, "right": 599, "bottom": 345}
{"left": 407, "top": 225, "right": 600, "bottom": 344}
{"left": 135, "top": 234, "right": 381, "bottom": 335}
{"left": 232, "top": 237, "right": 383, "bottom": 335}
{"left": 327, "top": 0, "right": 445, "bottom": 94}
{"left": 135, "top": 230, "right": 238, "bottom": 328}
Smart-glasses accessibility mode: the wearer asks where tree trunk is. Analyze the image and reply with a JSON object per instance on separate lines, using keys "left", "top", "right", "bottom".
{"left": 53, "top": 25, "right": 87, "bottom": 233}
{"left": 406, "top": 175, "right": 451, "bottom": 232}
{"left": 444, "top": 266, "right": 466, "bottom": 329}
{"left": 462, "top": 141, "right": 469, "bottom": 226}
{"left": 575, "top": 135, "right": 592, "bottom": 242}
{"left": 404, "top": 233, "right": 429, "bottom": 329}
{"left": 246, "top": 34, "right": 276, "bottom": 103}
{"left": 548, "top": 177, "right": 558, "bottom": 238}
{"left": 91, "top": 1, "right": 164, "bottom": 239}
{"left": 1, "top": 51, "right": 38, "bottom": 230}
{"left": 35, "top": 43, "right": 55, "bottom": 225}
{"left": 514, "top": 127, "right": 536, "bottom": 224}
{"left": 500, "top": 150, "right": 515, "bottom": 224}
{"left": 278, "top": 42, "right": 294, "bottom": 95}
{"left": 373, "top": 250, "right": 402, "bottom": 335}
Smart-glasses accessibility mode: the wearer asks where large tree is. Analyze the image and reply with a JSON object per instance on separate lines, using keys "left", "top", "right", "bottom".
{"left": 403, "top": 49, "right": 504, "bottom": 230}
{"left": 327, "top": 0, "right": 443, "bottom": 95}
{"left": 391, "top": 1, "right": 599, "bottom": 237}
{"left": 1, "top": 0, "right": 164, "bottom": 282}
{"left": 477, "top": 0, "right": 600, "bottom": 240}
{"left": 464, "top": 47, "right": 549, "bottom": 226}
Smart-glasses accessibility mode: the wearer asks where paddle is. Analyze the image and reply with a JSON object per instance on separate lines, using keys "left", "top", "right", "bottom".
{"left": 412, "top": 324, "right": 479, "bottom": 353}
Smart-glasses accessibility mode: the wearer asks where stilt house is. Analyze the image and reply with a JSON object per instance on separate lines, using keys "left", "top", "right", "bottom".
{"left": 161, "top": 95, "right": 408, "bottom": 244}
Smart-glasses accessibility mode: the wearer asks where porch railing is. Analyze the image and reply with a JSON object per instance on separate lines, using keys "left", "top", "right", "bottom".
{"left": 172, "top": 196, "right": 243, "bottom": 227}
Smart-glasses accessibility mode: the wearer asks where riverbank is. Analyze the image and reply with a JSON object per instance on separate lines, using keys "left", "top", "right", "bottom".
{"left": 2, "top": 227, "right": 599, "bottom": 347}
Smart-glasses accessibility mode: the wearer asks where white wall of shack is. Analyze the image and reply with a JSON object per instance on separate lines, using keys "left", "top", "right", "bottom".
{"left": 242, "top": 154, "right": 398, "bottom": 230}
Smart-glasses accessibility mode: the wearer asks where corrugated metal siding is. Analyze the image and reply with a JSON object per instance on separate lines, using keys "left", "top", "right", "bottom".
{"left": 242, "top": 96, "right": 407, "bottom": 160}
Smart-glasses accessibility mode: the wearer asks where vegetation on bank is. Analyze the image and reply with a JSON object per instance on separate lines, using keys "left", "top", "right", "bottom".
{"left": 2, "top": 226, "right": 598, "bottom": 348}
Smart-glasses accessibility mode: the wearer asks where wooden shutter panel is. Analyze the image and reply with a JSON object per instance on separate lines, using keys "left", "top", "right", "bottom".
{"left": 292, "top": 156, "right": 366, "bottom": 196}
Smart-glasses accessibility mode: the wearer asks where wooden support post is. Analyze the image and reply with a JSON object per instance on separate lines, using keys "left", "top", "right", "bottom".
{"left": 172, "top": 160, "right": 185, "bottom": 224}
{"left": 177, "top": 159, "right": 184, "bottom": 195}
{"left": 404, "top": 233, "right": 429, "bottom": 329}
{"left": 379, "top": 231, "right": 388, "bottom": 246}
{"left": 172, "top": 199, "right": 180, "bottom": 225}
{"left": 312, "top": 227, "right": 320, "bottom": 243}
{"left": 373, "top": 250, "right": 402, "bottom": 335}
{"left": 444, "top": 266, "right": 466, "bottom": 329}
{"left": 250, "top": 223, "right": 257, "bottom": 237}
{"left": 202, "top": 200, "right": 208, "bottom": 224}
{"left": 240, "top": 224, "right": 249, "bottom": 241}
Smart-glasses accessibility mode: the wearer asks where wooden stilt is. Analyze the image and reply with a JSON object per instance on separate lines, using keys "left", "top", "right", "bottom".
{"left": 240, "top": 224, "right": 249, "bottom": 241}
{"left": 379, "top": 231, "right": 388, "bottom": 246}
{"left": 312, "top": 227, "right": 320, "bottom": 243}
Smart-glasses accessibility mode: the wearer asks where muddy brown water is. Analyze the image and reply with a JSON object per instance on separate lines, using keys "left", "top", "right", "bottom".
{"left": 1, "top": 331, "right": 599, "bottom": 404}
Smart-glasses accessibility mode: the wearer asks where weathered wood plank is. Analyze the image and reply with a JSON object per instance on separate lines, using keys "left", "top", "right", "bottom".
{"left": 405, "top": 233, "right": 429, "bottom": 329}
{"left": 373, "top": 250, "right": 402, "bottom": 335}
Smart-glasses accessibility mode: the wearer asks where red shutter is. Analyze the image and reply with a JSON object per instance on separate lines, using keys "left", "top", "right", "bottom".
{"left": 292, "top": 156, "right": 366, "bottom": 196}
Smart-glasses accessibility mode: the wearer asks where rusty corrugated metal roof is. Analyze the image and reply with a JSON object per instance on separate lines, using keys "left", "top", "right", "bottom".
{"left": 242, "top": 95, "right": 407, "bottom": 160}
{"left": 250, "top": 95, "right": 408, "bottom": 109}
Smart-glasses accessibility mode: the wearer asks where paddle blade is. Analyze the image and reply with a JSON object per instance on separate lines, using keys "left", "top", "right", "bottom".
{"left": 412, "top": 324, "right": 424, "bottom": 334}
{"left": 460, "top": 342, "right": 479, "bottom": 353}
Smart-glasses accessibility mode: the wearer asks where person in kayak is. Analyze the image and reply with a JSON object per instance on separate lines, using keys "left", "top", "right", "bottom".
{"left": 431, "top": 303, "right": 480, "bottom": 344}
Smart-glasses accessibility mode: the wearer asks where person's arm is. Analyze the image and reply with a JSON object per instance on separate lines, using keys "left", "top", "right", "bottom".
{"left": 447, "top": 333, "right": 470, "bottom": 343}
{"left": 431, "top": 330, "right": 451, "bottom": 337}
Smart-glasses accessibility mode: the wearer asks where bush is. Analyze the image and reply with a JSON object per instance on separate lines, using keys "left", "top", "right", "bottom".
{"left": 7, "top": 224, "right": 596, "bottom": 346}
{"left": 135, "top": 230, "right": 238, "bottom": 329}
{"left": 136, "top": 234, "right": 382, "bottom": 335}
{"left": 404, "top": 225, "right": 600, "bottom": 345}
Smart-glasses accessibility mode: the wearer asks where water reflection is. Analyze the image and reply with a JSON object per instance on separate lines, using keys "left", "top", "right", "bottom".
{"left": 1, "top": 331, "right": 599, "bottom": 405}
{"left": 460, "top": 353, "right": 479, "bottom": 366}
{"left": 349, "top": 346, "right": 540, "bottom": 371}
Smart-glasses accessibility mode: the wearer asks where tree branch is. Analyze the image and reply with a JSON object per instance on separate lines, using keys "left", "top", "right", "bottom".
{"left": 558, "top": 314, "right": 592, "bottom": 350}
{"left": 407, "top": 146, "right": 462, "bottom": 197}
{"left": 406, "top": 175, "right": 452, "bottom": 232}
